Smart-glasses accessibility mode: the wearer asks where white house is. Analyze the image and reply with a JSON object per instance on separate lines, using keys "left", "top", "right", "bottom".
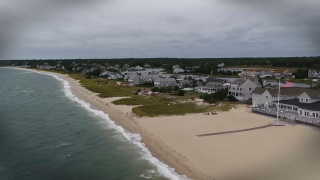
{"left": 173, "top": 68, "right": 185, "bottom": 73}
{"left": 154, "top": 78, "right": 178, "bottom": 87}
{"left": 228, "top": 77, "right": 262, "bottom": 101}
{"left": 195, "top": 82, "right": 226, "bottom": 94}
{"left": 252, "top": 88, "right": 320, "bottom": 126}
{"left": 217, "top": 63, "right": 225, "bottom": 67}
{"left": 308, "top": 69, "right": 319, "bottom": 79}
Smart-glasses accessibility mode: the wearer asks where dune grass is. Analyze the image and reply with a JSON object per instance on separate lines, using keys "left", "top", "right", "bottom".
{"left": 132, "top": 103, "right": 209, "bottom": 117}
{"left": 33, "top": 69, "right": 229, "bottom": 117}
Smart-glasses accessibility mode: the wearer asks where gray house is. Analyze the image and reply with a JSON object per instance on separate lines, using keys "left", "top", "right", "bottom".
{"left": 228, "top": 78, "right": 262, "bottom": 101}
{"left": 252, "top": 88, "right": 320, "bottom": 126}
{"left": 154, "top": 78, "right": 178, "bottom": 87}
{"left": 308, "top": 69, "right": 319, "bottom": 79}
{"left": 126, "top": 74, "right": 161, "bottom": 86}
{"left": 195, "top": 82, "right": 226, "bottom": 94}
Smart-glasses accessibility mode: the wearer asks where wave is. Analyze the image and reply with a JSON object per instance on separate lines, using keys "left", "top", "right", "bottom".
{"left": 12, "top": 72, "right": 32, "bottom": 75}
{"left": 21, "top": 69, "right": 191, "bottom": 180}
{"left": 19, "top": 90, "right": 36, "bottom": 93}
{"left": 59, "top": 142, "right": 72, "bottom": 148}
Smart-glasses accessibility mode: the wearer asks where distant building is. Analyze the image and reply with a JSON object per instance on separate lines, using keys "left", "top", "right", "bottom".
{"left": 129, "top": 65, "right": 143, "bottom": 71}
{"left": 308, "top": 69, "right": 319, "bottom": 79}
{"left": 172, "top": 65, "right": 180, "bottom": 69}
{"left": 154, "top": 78, "right": 178, "bottom": 87}
{"left": 36, "top": 63, "right": 56, "bottom": 70}
{"left": 123, "top": 64, "right": 130, "bottom": 70}
{"left": 126, "top": 74, "right": 160, "bottom": 86}
{"left": 144, "top": 63, "right": 151, "bottom": 68}
{"left": 173, "top": 68, "right": 185, "bottom": 73}
{"left": 195, "top": 82, "right": 226, "bottom": 94}
{"left": 100, "top": 71, "right": 123, "bottom": 79}
{"left": 217, "top": 63, "right": 225, "bottom": 68}
{"left": 72, "top": 67, "right": 84, "bottom": 72}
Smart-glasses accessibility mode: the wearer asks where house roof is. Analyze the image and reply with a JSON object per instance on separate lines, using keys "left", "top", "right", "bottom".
{"left": 231, "top": 78, "right": 247, "bottom": 87}
{"left": 206, "top": 82, "right": 223, "bottom": 87}
{"left": 304, "top": 91, "right": 320, "bottom": 99}
{"left": 154, "top": 78, "right": 176, "bottom": 83}
{"left": 276, "top": 99, "right": 320, "bottom": 111}
{"left": 253, "top": 87, "right": 320, "bottom": 98}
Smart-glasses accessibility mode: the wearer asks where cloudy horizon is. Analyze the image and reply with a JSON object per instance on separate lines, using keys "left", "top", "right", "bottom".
{"left": 1, "top": 0, "right": 320, "bottom": 59}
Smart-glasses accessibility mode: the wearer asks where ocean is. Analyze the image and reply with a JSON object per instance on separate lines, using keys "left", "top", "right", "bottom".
{"left": 0, "top": 68, "right": 188, "bottom": 180}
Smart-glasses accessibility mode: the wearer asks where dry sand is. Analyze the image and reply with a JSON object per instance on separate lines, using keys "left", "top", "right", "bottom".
{"left": 138, "top": 107, "right": 320, "bottom": 180}
{"left": 8, "top": 68, "right": 320, "bottom": 180}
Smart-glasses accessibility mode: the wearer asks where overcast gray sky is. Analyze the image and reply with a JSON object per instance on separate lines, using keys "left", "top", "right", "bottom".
{"left": 1, "top": 0, "right": 320, "bottom": 59}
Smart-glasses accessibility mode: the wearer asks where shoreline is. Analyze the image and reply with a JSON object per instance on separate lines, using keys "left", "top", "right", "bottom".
{"left": 4, "top": 67, "right": 320, "bottom": 180}
{"left": 4, "top": 67, "right": 210, "bottom": 180}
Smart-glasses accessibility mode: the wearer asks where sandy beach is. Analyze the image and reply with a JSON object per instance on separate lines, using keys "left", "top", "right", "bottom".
{"left": 7, "top": 67, "right": 320, "bottom": 180}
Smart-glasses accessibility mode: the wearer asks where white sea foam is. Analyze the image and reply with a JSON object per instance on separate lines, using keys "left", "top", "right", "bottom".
{"left": 19, "top": 90, "right": 36, "bottom": 93}
{"left": 59, "top": 142, "right": 72, "bottom": 148}
{"left": 12, "top": 72, "right": 32, "bottom": 75}
{"left": 20, "top": 69, "right": 192, "bottom": 180}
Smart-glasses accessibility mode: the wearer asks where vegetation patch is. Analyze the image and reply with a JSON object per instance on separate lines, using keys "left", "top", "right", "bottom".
{"left": 133, "top": 103, "right": 208, "bottom": 117}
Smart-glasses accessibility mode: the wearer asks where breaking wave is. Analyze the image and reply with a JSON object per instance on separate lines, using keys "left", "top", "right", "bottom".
{"left": 22, "top": 69, "right": 191, "bottom": 180}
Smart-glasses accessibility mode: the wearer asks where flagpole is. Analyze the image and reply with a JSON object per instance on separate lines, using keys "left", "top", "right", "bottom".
{"left": 276, "top": 79, "right": 281, "bottom": 125}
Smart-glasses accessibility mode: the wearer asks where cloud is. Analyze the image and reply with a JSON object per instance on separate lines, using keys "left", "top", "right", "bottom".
{"left": 221, "top": 0, "right": 320, "bottom": 53}
{"left": 1, "top": 0, "right": 319, "bottom": 59}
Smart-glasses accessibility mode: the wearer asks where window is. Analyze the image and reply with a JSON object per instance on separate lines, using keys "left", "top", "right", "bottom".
{"left": 249, "top": 88, "right": 252, "bottom": 91}
{"left": 300, "top": 110, "right": 302, "bottom": 115}
{"left": 306, "top": 99, "right": 309, "bottom": 102}
{"left": 266, "top": 96, "right": 268, "bottom": 99}
{"left": 301, "top": 98, "right": 304, "bottom": 102}
{"left": 237, "top": 88, "right": 239, "bottom": 90}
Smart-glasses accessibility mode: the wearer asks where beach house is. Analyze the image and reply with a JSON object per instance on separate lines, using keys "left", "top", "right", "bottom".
{"left": 154, "top": 78, "right": 178, "bottom": 87}
{"left": 252, "top": 87, "right": 320, "bottom": 126}
{"left": 308, "top": 69, "right": 319, "bottom": 79}
{"left": 228, "top": 77, "right": 262, "bottom": 101}
{"left": 195, "top": 82, "right": 227, "bottom": 94}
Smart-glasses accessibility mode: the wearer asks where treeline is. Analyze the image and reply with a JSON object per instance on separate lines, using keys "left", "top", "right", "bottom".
{"left": 1, "top": 57, "right": 320, "bottom": 72}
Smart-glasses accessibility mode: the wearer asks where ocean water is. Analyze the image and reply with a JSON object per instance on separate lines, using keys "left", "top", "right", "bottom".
{"left": 0, "top": 68, "right": 188, "bottom": 180}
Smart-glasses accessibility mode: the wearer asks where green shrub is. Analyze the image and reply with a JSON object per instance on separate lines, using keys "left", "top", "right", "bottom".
{"left": 177, "top": 90, "right": 185, "bottom": 96}
{"left": 203, "top": 94, "right": 212, "bottom": 101}
{"left": 152, "top": 87, "right": 160, "bottom": 92}
{"left": 227, "top": 95, "right": 238, "bottom": 102}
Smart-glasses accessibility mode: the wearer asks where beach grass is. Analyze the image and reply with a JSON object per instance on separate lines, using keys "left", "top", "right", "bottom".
{"left": 132, "top": 103, "right": 208, "bottom": 117}
{"left": 33, "top": 69, "right": 230, "bottom": 117}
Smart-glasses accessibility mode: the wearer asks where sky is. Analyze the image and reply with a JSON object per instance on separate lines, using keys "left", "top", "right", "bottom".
{"left": 1, "top": 0, "right": 320, "bottom": 59}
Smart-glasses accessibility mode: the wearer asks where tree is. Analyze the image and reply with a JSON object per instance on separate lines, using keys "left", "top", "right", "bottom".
{"left": 177, "top": 90, "right": 185, "bottom": 96}
{"left": 211, "top": 90, "right": 228, "bottom": 100}
{"left": 293, "top": 69, "right": 308, "bottom": 79}
{"left": 203, "top": 94, "right": 211, "bottom": 101}
{"left": 152, "top": 87, "right": 160, "bottom": 92}
{"left": 227, "top": 95, "right": 238, "bottom": 102}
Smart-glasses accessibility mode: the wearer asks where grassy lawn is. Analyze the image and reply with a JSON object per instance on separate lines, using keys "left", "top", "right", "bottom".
{"left": 284, "top": 78, "right": 318, "bottom": 85}
{"left": 228, "top": 65, "right": 304, "bottom": 73}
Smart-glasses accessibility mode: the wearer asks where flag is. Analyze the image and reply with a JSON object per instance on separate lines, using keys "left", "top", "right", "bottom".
{"left": 281, "top": 81, "right": 293, "bottom": 87}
